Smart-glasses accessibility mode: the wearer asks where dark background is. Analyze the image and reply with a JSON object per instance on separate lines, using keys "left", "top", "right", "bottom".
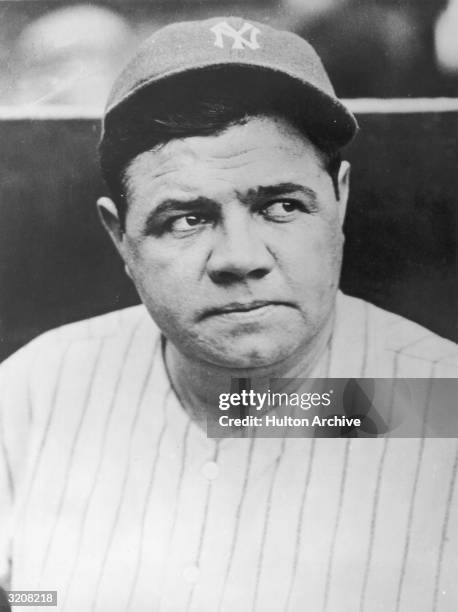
{"left": 0, "top": 110, "right": 456, "bottom": 362}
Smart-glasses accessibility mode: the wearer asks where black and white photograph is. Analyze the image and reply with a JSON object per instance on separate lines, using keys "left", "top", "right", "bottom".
{"left": 0, "top": 1, "right": 457, "bottom": 610}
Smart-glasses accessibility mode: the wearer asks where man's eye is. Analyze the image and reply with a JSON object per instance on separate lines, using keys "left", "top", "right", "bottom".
{"left": 260, "top": 200, "right": 303, "bottom": 220}
{"left": 169, "top": 214, "right": 209, "bottom": 232}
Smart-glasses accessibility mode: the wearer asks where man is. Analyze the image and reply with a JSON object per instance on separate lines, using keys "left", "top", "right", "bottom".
{"left": 1, "top": 16, "right": 457, "bottom": 612}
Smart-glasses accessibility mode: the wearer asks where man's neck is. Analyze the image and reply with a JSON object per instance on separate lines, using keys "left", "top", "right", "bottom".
{"left": 164, "top": 313, "right": 335, "bottom": 429}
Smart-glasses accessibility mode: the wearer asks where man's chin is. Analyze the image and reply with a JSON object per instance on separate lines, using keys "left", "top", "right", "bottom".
{"left": 196, "top": 335, "right": 301, "bottom": 372}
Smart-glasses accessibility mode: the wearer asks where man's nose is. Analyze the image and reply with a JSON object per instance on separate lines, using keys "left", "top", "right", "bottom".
{"left": 206, "top": 213, "right": 274, "bottom": 284}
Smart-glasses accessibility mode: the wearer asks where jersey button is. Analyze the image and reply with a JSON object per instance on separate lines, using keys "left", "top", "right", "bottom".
{"left": 201, "top": 461, "right": 219, "bottom": 480}
{"left": 183, "top": 565, "right": 200, "bottom": 584}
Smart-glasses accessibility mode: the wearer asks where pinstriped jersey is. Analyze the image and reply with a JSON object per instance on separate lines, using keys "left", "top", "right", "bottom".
{"left": 0, "top": 292, "right": 457, "bottom": 611}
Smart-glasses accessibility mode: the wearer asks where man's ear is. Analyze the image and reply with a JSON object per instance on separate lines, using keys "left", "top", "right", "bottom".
{"left": 337, "top": 161, "right": 351, "bottom": 225}
{"left": 96, "top": 196, "right": 126, "bottom": 258}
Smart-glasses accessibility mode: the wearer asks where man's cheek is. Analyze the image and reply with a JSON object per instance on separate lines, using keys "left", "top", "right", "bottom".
{"left": 308, "top": 223, "right": 344, "bottom": 267}
{"left": 288, "top": 227, "right": 339, "bottom": 268}
{"left": 139, "top": 281, "right": 188, "bottom": 329}
{"left": 135, "top": 267, "right": 199, "bottom": 319}
{"left": 287, "top": 236, "right": 341, "bottom": 294}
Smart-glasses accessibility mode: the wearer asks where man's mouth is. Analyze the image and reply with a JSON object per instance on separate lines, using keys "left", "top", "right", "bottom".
{"left": 201, "top": 300, "right": 291, "bottom": 319}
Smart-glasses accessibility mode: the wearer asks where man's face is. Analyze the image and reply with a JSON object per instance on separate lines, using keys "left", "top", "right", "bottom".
{"left": 102, "top": 116, "right": 349, "bottom": 369}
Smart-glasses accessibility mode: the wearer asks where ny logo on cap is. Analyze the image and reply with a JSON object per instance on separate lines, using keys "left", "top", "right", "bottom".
{"left": 211, "top": 21, "right": 261, "bottom": 50}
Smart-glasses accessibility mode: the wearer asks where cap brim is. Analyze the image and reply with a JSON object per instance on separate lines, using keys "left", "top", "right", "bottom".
{"left": 103, "top": 63, "right": 358, "bottom": 151}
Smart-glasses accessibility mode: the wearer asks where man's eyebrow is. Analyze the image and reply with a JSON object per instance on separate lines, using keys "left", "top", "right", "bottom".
{"left": 142, "top": 183, "right": 318, "bottom": 233}
{"left": 143, "top": 197, "right": 216, "bottom": 232}
{"left": 242, "top": 182, "right": 319, "bottom": 203}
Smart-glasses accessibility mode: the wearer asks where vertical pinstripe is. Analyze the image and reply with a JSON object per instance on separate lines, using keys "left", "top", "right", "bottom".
{"left": 217, "top": 437, "right": 256, "bottom": 611}
{"left": 26, "top": 359, "right": 34, "bottom": 425}
{"left": 251, "top": 436, "right": 287, "bottom": 612}
{"left": 386, "top": 377, "right": 399, "bottom": 430}
{"left": 394, "top": 447, "right": 423, "bottom": 612}
{"left": 185, "top": 442, "right": 220, "bottom": 612}
{"left": 360, "top": 301, "right": 370, "bottom": 377}
{"left": 359, "top": 438, "right": 389, "bottom": 612}
{"left": 156, "top": 420, "right": 192, "bottom": 612}
{"left": 0, "top": 382, "right": 13, "bottom": 498}
{"left": 284, "top": 438, "right": 316, "bottom": 612}
{"left": 432, "top": 442, "right": 458, "bottom": 612}
{"left": 322, "top": 439, "right": 351, "bottom": 612}
{"left": 38, "top": 338, "right": 105, "bottom": 585}
{"left": 90, "top": 338, "right": 160, "bottom": 611}
{"left": 21, "top": 344, "right": 70, "bottom": 504}
{"left": 60, "top": 320, "right": 142, "bottom": 611}
{"left": 125, "top": 389, "right": 172, "bottom": 611}
{"left": 391, "top": 350, "right": 401, "bottom": 379}
{"left": 395, "top": 367, "right": 435, "bottom": 611}
{"left": 0, "top": 435, "right": 12, "bottom": 500}
{"left": 16, "top": 343, "right": 72, "bottom": 560}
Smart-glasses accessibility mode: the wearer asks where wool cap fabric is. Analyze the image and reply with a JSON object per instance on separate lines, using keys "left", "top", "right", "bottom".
{"left": 100, "top": 16, "right": 358, "bottom": 183}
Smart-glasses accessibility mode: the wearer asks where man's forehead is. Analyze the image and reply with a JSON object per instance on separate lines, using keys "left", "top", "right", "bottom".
{"left": 125, "top": 115, "right": 323, "bottom": 189}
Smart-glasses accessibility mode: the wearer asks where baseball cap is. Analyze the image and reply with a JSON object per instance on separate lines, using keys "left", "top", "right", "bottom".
{"left": 100, "top": 16, "right": 358, "bottom": 181}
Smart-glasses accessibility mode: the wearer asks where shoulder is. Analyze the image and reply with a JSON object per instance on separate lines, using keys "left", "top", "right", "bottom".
{"left": 334, "top": 292, "right": 458, "bottom": 376}
{"left": 31, "top": 304, "right": 149, "bottom": 346}
{"left": 0, "top": 306, "right": 163, "bottom": 497}
{"left": 4, "top": 303, "right": 149, "bottom": 351}
{"left": 0, "top": 305, "right": 160, "bottom": 398}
